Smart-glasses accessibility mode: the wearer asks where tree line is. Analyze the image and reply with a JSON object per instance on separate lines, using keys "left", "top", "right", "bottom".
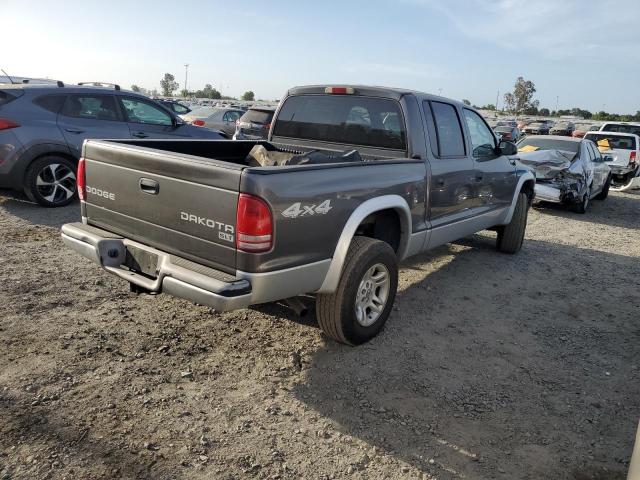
{"left": 473, "top": 76, "right": 640, "bottom": 121}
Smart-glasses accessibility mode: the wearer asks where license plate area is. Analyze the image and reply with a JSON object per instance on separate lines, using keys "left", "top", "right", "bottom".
{"left": 123, "top": 245, "right": 159, "bottom": 279}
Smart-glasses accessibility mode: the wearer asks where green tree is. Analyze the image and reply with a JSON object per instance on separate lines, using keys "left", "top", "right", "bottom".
{"left": 242, "top": 91, "right": 255, "bottom": 101}
{"left": 160, "top": 73, "right": 179, "bottom": 97}
{"left": 479, "top": 104, "right": 495, "bottom": 111}
{"left": 539, "top": 108, "right": 550, "bottom": 116}
{"left": 179, "top": 89, "right": 190, "bottom": 98}
{"left": 503, "top": 77, "right": 538, "bottom": 114}
{"left": 131, "top": 84, "right": 141, "bottom": 92}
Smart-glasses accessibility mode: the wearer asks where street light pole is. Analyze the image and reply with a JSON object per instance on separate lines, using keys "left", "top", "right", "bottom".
{"left": 184, "top": 64, "right": 189, "bottom": 96}
{"left": 556, "top": 95, "right": 559, "bottom": 112}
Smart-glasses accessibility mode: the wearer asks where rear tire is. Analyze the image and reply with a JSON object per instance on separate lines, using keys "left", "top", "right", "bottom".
{"left": 496, "top": 192, "right": 528, "bottom": 254}
{"left": 24, "top": 156, "right": 77, "bottom": 207}
{"left": 315, "top": 237, "right": 398, "bottom": 345}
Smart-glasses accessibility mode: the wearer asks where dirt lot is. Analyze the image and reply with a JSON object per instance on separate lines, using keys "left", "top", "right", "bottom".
{"left": 0, "top": 189, "right": 638, "bottom": 480}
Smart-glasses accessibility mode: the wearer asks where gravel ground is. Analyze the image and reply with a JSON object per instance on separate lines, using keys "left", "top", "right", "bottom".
{"left": 0, "top": 188, "right": 638, "bottom": 480}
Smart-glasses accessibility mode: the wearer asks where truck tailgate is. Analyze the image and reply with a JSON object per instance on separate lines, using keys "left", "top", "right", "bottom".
{"left": 82, "top": 140, "right": 241, "bottom": 273}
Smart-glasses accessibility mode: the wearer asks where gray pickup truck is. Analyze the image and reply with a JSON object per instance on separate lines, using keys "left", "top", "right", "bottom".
{"left": 62, "top": 85, "right": 534, "bottom": 345}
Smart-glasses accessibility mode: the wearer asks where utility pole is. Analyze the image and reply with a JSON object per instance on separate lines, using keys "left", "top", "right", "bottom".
{"left": 438, "top": 88, "right": 442, "bottom": 96}
{"left": 556, "top": 95, "right": 559, "bottom": 112}
{"left": 496, "top": 90, "right": 500, "bottom": 111}
{"left": 184, "top": 64, "right": 189, "bottom": 95}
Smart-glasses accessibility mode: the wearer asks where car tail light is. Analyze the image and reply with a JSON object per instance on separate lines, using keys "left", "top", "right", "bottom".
{"left": 263, "top": 123, "right": 271, "bottom": 129}
{"left": 324, "top": 86, "right": 354, "bottom": 95}
{"left": 630, "top": 151, "right": 637, "bottom": 165}
{"left": 235, "top": 119, "right": 240, "bottom": 125}
{"left": 0, "top": 118, "right": 19, "bottom": 130}
{"left": 77, "top": 158, "right": 86, "bottom": 201}
{"left": 192, "top": 119, "right": 205, "bottom": 126}
{"left": 236, "top": 194, "right": 273, "bottom": 253}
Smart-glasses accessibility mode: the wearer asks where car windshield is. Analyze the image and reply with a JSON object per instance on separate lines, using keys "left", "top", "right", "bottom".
{"left": 517, "top": 137, "right": 580, "bottom": 153}
{"left": 240, "top": 109, "right": 274, "bottom": 125}
{"left": 584, "top": 133, "right": 637, "bottom": 150}
{"left": 273, "top": 94, "right": 407, "bottom": 150}
{"left": 601, "top": 123, "right": 640, "bottom": 137}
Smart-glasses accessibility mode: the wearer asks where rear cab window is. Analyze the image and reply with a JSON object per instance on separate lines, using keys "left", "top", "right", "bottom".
{"left": 272, "top": 94, "right": 407, "bottom": 150}
{"left": 584, "top": 133, "right": 637, "bottom": 150}
{"left": 601, "top": 123, "right": 640, "bottom": 137}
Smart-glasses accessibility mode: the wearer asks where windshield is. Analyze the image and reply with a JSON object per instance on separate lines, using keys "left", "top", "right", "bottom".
{"left": 273, "top": 94, "right": 407, "bottom": 150}
{"left": 517, "top": 137, "right": 580, "bottom": 154}
{"left": 601, "top": 123, "right": 640, "bottom": 137}
{"left": 240, "top": 109, "right": 274, "bottom": 124}
{"left": 584, "top": 133, "right": 637, "bottom": 150}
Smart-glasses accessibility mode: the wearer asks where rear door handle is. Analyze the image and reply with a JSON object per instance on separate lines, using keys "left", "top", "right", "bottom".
{"left": 139, "top": 178, "right": 159, "bottom": 195}
{"left": 132, "top": 132, "right": 149, "bottom": 138}
{"left": 65, "top": 128, "right": 84, "bottom": 134}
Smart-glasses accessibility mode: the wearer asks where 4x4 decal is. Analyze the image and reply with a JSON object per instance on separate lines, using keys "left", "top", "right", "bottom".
{"left": 282, "top": 200, "right": 332, "bottom": 218}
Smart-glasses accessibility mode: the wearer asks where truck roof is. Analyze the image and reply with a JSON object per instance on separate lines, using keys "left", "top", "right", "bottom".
{"left": 286, "top": 84, "right": 466, "bottom": 107}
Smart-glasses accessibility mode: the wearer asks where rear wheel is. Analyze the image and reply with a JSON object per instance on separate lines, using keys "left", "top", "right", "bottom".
{"left": 24, "top": 156, "right": 77, "bottom": 207}
{"left": 496, "top": 192, "right": 528, "bottom": 254}
{"left": 315, "top": 237, "right": 398, "bottom": 345}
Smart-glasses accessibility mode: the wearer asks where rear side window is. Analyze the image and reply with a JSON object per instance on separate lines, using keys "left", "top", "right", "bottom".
{"left": 430, "top": 101, "right": 465, "bottom": 157}
{"left": 240, "top": 109, "right": 274, "bottom": 125}
{"left": 0, "top": 90, "right": 21, "bottom": 107}
{"left": 273, "top": 95, "right": 406, "bottom": 150}
{"left": 34, "top": 94, "right": 67, "bottom": 113}
{"left": 62, "top": 95, "right": 121, "bottom": 121}
{"left": 172, "top": 103, "right": 190, "bottom": 114}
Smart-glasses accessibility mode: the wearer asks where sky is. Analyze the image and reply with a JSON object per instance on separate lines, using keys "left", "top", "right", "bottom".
{"left": 3, "top": 0, "right": 640, "bottom": 113}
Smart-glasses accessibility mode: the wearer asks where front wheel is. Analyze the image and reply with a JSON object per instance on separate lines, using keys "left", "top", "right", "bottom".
{"left": 315, "top": 237, "right": 398, "bottom": 345}
{"left": 496, "top": 192, "right": 529, "bottom": 254}
{"left": 595, "top": 176, "right": 611, "bottom": 200}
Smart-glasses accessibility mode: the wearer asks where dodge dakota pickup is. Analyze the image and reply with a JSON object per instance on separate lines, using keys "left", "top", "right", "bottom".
{"left": 62, "top": 85, "right": 534, "bottom": 345}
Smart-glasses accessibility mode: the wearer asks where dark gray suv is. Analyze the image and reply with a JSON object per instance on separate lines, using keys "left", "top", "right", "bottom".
{"left": 0, "top": 83, "right": 226, "bottom": 207}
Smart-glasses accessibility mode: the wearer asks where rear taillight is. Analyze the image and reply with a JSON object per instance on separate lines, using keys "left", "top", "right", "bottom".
{"left": 630, "top": 151, "right": 637, "bottom": 165}
{"left": 0, "top": 118, "right": 19, "bottom": 130}
{"left": 192, "top": 119, "right": 205, "bottom": 126}
{"left": 263, "top": 123, "right": 271, "bottom": 129}
{"left": 236, "top": 194, "right": 272, "bottom": 253}
{"left": 77, "top": 158, "right": 86, "bottom": 201}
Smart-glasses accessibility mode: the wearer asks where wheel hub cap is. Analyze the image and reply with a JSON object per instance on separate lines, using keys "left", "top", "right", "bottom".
{"left": 355, "top": 263, "right": 390, "bottom": 327}
{"left": 36, "top": 163, "right": 76, "bottom": 204}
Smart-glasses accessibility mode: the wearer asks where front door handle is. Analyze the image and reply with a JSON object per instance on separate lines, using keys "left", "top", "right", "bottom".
{"left": 475, "top": 174, "right": 483, "bottom": 182}
{"left": 139, "top": 178, "right": 159, "bottom": 195}
{"left": 132, "top": 132, "right": 149, "bottom": 138}
{"left": 65, "top": 128, "right": 84, "bottom": 134}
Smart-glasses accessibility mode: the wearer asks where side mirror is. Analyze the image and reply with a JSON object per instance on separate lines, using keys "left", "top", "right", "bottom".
{"left": 498, "top": 140, "right": 518, "bottom": 156}
{"left": 172, "top": 116, "right": 184, "bottom": 128}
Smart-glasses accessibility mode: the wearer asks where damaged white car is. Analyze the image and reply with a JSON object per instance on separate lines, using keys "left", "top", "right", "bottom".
{"left": 516, "top": 136, "right": 612, "bottom": 213}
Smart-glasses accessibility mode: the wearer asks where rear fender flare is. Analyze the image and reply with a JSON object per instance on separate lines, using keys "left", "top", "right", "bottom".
{"left": 316, "top": 195, "right": 412, "bottom": 294}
